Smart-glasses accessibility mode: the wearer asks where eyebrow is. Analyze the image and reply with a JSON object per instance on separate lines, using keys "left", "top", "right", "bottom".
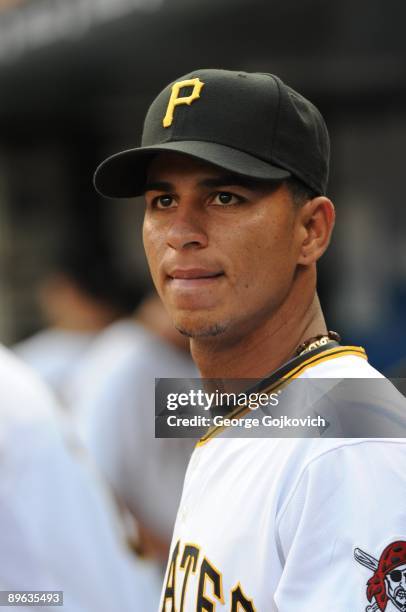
{"left": 143, "top": 174, "right": 278, "bottom": 193}
{"left": 143, "top": 181, "right": 173, "bottom": 193}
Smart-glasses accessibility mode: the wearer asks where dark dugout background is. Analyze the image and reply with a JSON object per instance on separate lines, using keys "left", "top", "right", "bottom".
{"left": 0, "top": 0, "right": 405, "bottom": 373}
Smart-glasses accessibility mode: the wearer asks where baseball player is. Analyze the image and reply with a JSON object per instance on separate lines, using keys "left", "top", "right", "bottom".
{"left": 94, "top": 70, "right": 406, "bottom": 611}
{"left": 0, "top": 344, "right": 159, "bottom": 611}
{"left": 69, "top": 293, "right": 197, "bottom": 560}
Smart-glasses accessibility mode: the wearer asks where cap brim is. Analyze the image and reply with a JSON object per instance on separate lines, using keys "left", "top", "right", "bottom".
{"left": 93, "top": 141, "right": 291, "bottom": 198}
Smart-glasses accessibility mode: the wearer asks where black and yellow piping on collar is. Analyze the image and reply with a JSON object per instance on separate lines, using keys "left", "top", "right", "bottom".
{"left": 196, "top": 343, "right": 367, "bottom": 446}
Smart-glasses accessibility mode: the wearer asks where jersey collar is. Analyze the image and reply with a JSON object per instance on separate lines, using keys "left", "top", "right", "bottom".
{"left": 197, "top": 343, "right": 367, "bottom": 446}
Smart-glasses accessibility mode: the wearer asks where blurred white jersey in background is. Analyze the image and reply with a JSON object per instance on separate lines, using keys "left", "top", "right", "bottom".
{"left": 0, "top": 344, "right": 161, "bottom": 611}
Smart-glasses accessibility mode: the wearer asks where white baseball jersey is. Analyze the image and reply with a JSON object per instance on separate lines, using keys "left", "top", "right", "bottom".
{"left": 13, "top": 327, "right": 96, "bottom": 405}
{"left": 160, "top": 346, "right": 406, "bottom": 612}
{"left": 0, "top": 344, "right": 160, "bottom": 611}
{"left": 70, "top": 319, "right": 197, "bottom": 540}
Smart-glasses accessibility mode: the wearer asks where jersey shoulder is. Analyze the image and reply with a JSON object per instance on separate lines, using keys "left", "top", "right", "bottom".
{"left": 0, "top": 344, "right": 57, "bottom": 424}
{"left": 301, "top": 348, "right": 383, "bottom": 379}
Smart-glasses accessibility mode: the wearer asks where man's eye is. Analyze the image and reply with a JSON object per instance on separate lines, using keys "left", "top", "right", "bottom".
{"left": 155, "top": 195, "right": 176, "bottom": 209}
{"left": 213, "top": 192, "right": 243, "bottom": 206}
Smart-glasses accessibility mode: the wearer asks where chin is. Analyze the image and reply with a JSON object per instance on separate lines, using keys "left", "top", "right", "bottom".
{"left": 172, "top": 311, "right": 229, "bottom": 339}
{"left": 176, "top": 323, "right": 228, "bottom": 338}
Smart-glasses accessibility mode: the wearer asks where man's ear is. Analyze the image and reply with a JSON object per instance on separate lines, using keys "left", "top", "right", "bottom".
{"left": 297, "top": 197, "right": 335, "bottom": 265}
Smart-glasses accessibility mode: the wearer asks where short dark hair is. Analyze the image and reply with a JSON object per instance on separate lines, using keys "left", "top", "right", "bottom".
{"left": 285, "top": 176, "right": 319, "bottom": 206}
{"left": 52, "top": 244, "right": 145, "bottom": 316}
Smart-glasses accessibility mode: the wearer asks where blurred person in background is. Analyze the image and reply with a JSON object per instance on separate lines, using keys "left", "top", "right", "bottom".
{"left": 13, "top": 243, "right": 143, "bottom": 406}
{"left": 69, "top": 292, "right": 197, "bottom": 564}
{"left": 0, "top": 343, "right": 160, "bottom": 611}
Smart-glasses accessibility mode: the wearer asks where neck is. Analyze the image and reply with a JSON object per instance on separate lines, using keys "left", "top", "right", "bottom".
{"left": 190, "top": 272, "right": 327, "bottom": 380}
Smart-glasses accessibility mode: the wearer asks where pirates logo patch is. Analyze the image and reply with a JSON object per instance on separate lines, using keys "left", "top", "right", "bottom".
{"left": 354, "top": 541, "right": 406, "bottom": 611}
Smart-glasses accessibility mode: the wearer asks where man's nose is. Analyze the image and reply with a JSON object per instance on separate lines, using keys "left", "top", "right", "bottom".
{"left": 166, "top": 208, "right": 208, "bottom": 250}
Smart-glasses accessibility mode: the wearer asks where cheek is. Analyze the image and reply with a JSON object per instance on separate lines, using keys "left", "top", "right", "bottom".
{"left": 230, "top": 216, "right": 296, "bottom": 288}
{"left": 142, "top": 218, "right": 163, "bottom": 282}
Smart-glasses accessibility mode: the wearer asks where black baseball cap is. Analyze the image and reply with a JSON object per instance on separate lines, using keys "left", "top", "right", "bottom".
{"left": 94, "top": 69, "right": 330, "bottom": 198}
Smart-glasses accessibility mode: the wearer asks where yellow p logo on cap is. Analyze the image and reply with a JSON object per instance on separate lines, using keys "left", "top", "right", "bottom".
{"left": 163, "top": 78, "right": 205, "bottom": 128}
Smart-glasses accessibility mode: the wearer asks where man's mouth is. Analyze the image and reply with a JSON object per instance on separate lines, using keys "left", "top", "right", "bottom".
{"left": 167, "top": 268, "right": 225, "bottom": 288}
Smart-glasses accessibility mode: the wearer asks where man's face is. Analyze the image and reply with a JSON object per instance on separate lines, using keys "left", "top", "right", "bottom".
{"left": 143, "top": 153, "right": 305, "bottom": 340}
